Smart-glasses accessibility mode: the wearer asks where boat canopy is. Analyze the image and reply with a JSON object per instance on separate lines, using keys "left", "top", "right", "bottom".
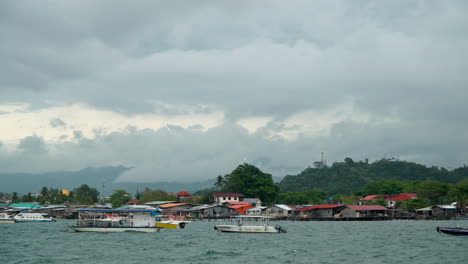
{"left": 76, "top": 208, "right": 159, "bottom": 213}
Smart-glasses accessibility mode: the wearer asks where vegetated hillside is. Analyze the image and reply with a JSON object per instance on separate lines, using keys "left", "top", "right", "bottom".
{"left": 279, "top": 158, "right": 468, "bottom": 195}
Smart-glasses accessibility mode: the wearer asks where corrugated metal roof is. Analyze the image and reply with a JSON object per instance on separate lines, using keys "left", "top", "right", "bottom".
{"left": 275, "top": 204, "right": 293, "bottom": 211}
{"left": 159, "top": 203, "right": 188, "bottom": 208}
{"left": 226, "top": 201, "right": 249, "bottom": 205}
{"left": 229, "top": 204, "right": 253, "bottom": 209}
{"left": 143, "top": 201, "right": 176, "bottom": 205}
{"left": 76, "top": 208, "right": 158, "bottom": 213}
{"left": 212, "top": 193, "right": 245, "bottom": 197}
{"left": 295, "top": 204, "right": 344, "bottom": 211}
{"left": 346, "top": 205, "right": 388, "bottom": 210}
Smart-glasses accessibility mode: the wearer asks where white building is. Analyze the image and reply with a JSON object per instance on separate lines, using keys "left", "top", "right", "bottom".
{"left": 212, "top": 193, "right": 244, "bottom": 205}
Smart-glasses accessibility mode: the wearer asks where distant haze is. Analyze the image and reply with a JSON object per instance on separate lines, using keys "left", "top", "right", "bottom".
{"left": 1, "top": 1, "right": 467, "bottom": 183}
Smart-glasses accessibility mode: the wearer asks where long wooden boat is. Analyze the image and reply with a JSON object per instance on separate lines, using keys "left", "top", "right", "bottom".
{"left": 436, "top": 227, "right": 468, "bottom": 236}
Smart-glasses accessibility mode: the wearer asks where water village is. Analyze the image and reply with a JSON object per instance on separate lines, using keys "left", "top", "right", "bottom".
{"left": 1, "top": 161, "right": 467, "bottom": 234}
{"left": 1, "top": 190, "right": 466, "bottom": 223}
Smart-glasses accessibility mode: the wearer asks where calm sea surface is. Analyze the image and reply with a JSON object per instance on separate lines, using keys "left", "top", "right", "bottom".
{"left": 1, "top": 219, "right": 467, "bottom": 264}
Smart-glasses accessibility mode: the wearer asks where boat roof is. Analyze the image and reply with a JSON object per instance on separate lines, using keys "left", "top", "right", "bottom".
{"left": 76, "top": 208, "right": 158, "bottom": 213}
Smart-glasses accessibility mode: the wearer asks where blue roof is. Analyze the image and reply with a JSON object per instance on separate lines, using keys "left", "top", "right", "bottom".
{"left": 76, "top": 208, "right": 158, "bottom": 213}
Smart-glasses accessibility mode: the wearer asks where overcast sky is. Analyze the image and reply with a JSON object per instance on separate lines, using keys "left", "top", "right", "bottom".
{"left": 1, "top": 0, "right": 467, "bottom": 182}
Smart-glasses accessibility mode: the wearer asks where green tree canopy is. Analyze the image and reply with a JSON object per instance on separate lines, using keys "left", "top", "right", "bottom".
{"left": 109, "top": 189, "right": 131, "bottom": 208}
{"left": 139, "top": 189, "right": 177, "bottom": 203}
{"left": 217, "top": 163, "right": 280, "bottom": 204}
{"left": 73, "top": 184, "right": 99, "bottom": 205}
{"left": 415, "top": 180, "right": 449, "bottom": 205}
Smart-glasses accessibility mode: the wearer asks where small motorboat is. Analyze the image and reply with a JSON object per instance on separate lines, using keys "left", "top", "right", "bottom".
{"left": 0, "top": 213, "right": 17, "bottom": 223}
{"left": 436, "top": 227, "right": 468, "bottom": 236}
{"left": 214, "top": 223, "right": 287, "bottom": 233}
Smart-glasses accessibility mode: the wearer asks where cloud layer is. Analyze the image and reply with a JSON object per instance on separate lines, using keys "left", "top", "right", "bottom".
{"left": 1, "top": 1, "right": 467, "bottom": 181}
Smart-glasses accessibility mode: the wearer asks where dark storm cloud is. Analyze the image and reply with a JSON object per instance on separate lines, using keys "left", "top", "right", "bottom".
{"left": 0, "top": 1, "right": 467, "bottom": 177}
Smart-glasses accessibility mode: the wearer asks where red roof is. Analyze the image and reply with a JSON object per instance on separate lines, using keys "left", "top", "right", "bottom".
{"left": 212, "top": 193, "right": 244, "bottom": 197}
{"left": 386, "top": 194, "right": 413, "bottom": 201}
{"left": 126, "top": 199, "right": 139, "bottom": 204}
{"left": 401, "top": 193, "right": 417, "bottom": 199}
{"left": 295, "top": 204, "right": 344, "bottom": 212}
{"left": 176, "top": 190, "right": 192, "bottom": 196}
{"left": 346, "top": 205, "right": 388, "bottom": 211}
{"left": 361, "top": 195, "right": 383, "bottom": 201}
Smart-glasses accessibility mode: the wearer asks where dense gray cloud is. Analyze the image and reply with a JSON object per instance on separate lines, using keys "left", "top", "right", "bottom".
{"left": 0, "top": 1, "right": 467, "bottom": 180}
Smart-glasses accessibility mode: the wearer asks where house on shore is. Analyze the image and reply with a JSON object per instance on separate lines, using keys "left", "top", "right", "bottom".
{"left": 158, "top": 203, "right": 193, "bottom": 216}
{"left": 338, "top": 205, "right": 388, "bottom": 218}
{"left": 263, "top": 204, "right": 299, "bottom": 217}
{"left": 212, "top": 193, "right": 245, "bottom": 205}
{"left": 243, "top": 198, "right": 262, "bottom": 208}
{"left": 176, "top": 191, "right": 192, "bottom": 202}
{"left": 188, "top": 204, "right": 231, "bottom": 218}
{"left": 295, "top": 204, "right": 346, "bottom": 219}
{"left": 230, "top": 204, "right": 254, "bottom": 215}
{"left": 385, "top": 193, "right": 417, "bottom": 207}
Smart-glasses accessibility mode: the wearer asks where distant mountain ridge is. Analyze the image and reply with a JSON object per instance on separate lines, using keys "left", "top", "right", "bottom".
{"left": 0, "top": 166, "right": 215, "bottom": 195}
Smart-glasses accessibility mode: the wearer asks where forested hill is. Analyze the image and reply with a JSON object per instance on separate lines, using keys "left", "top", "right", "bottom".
{"left": 279, "top": 158, "right": 468, "bottom": 195}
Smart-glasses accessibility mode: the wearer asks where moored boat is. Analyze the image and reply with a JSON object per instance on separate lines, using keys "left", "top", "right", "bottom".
{"left": 13, "top": 213, "right": 55, "bottom": 222}
{"left": 0, "top": 213, "right": 17, "bottom": 223}
{"left": 436, "top": 227, "right": 468, "bottom": 236}
{"left": 70, "top": 208, "right": 162, "bottom": 233}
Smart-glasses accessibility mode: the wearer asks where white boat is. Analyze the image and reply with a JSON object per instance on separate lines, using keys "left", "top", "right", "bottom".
{"left": 13, "top": 213, "right": 55, "bottom": 222}
{"left": 0, "top": 213, "right": 17, "bottom": 223}
{"left": 214, "top": 223, "right": 287, "bottom": 233}
{"left": 70, "top": 208, "right": 162, "bottom": 233}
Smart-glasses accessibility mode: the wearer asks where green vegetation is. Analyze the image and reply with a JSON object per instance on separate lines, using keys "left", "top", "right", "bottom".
{"left": 212, "top": 163, "right": 280, "bottom": 204}
{"left": 138, "top": 188, "right": 177, "bottom": 204}
{"left": 109, "top": 189, "right": 131, "bottom": 208}
{"left": 280, "top": 158, "right": 467, "bottom": 195}
{"left": 1, "top": 159, "right": 466, "bottom": 209}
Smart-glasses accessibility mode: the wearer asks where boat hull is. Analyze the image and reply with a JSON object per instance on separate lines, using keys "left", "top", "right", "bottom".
{"left": 0, "top": 219, "right": 17, "bottom": 224}
{"left": 15, "top": 219, "right": 55, "bottom": 222}
{"left": 156, "top": 220, "right": 191, "bottom": 229}
{"left": 437, "top": 227, "right": 468, "bottom": 236}
{"left": 70, "top": 226, "right": 162, "bottom": 233}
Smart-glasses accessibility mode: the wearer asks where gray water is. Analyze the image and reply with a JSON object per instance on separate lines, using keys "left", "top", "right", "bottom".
{"left": 1, "top": 220, "right": 466, "bottom": 264}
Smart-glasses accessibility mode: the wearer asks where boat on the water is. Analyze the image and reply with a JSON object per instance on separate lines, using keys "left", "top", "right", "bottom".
{"left": 70, "top": 208, "right": 162, "bottom": 233}
{"left": 436, "top": 227, "right": 468, "bottom": 236}
{"left": 13, "top": 213, "right": 55, "bottom": 222}
{"left": 0, "top": 213, "right": 17, "bottom": 223}
{"left": 214, "top": 223, "right": 287, "bottom": 233}
{"left": 155, "top": 215, "right": 191, "bottom": 229}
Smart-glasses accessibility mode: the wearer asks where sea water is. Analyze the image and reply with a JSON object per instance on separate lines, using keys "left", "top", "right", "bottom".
{"left": 0, "top": 219, "right": 466, "bottom": 264}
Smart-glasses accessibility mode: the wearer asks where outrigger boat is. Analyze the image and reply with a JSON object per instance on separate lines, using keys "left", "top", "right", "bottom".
{"left": 436, "top": 227, "right": 468, "bottom": 236}
{"left": 70, "top": 208, "right": 162, "bottom": 233}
